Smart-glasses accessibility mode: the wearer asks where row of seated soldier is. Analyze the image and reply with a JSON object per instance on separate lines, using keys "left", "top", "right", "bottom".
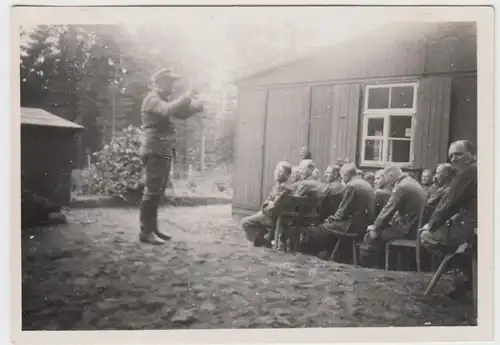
{"left": 240, "top": 140, "right": 477, "bottom": 300}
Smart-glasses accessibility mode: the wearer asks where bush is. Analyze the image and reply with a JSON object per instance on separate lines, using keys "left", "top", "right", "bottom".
{"left": 90, "top": 125, "right": 144, "bottom": 200}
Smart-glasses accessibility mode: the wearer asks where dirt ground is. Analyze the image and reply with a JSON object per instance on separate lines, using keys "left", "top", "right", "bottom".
{"left": 21, "top": 204, "right": 476, "bottom": 330}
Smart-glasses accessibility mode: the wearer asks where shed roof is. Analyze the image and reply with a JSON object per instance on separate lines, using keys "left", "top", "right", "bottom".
{"left": 21, "top": 107, "right": 84, "bottom": 130}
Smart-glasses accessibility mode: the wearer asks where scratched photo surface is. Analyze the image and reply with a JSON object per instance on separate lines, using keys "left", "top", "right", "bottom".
{"left": 14, "top": 5, "right": 493, "bottom": 342}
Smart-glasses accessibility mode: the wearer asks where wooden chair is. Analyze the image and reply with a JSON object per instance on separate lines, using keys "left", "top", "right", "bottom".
{"left": 385, "top": 207, "right": 426, "bottom": 272}
{"left": 424, "top": 228, "right": 477, "bottom": 318}
{"left": 329, "top": 232, "right": 362, "bottom": 267}
{"left": 273, "top": 194, "right": 323, "bottom": 252}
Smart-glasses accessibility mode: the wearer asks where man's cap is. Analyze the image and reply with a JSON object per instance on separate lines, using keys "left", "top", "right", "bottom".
{"left": 151, "top": 68, "right": 180, "bottom": 83}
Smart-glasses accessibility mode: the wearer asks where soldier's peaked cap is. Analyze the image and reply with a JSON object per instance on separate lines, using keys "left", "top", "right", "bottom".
{"left": 151, "top": 68, "right": 180, "bottom": 83}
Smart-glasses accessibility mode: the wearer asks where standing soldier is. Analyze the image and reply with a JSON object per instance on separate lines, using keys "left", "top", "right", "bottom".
{"left": 139, "top": 68, "right": 204, "bottom": 245}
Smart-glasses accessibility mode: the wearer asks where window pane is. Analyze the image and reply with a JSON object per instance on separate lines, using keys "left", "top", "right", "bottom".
{"left": 388, "top": 139, "right": 411, "bottom": 163}
{"left": 367, "top": 118, "right": 384, "bottom": 136}
{"left": 390, "top": 86, "right": 414, "bottom": 109}
{"left": 367, "top": 87, "right": 390, "bottom": 109}
{"left": 364, "top": 139, "right": 383, "bottom": 161}
{"left": 389, "top": 116, "right": 412, "bottom": 138}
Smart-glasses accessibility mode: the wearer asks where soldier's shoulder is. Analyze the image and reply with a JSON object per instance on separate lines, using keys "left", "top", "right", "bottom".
{"left": 143, "top": 90, "right": 161, "bottom": 102}
{"left": 141, "top": 91, "right": 163, "bottom": 112}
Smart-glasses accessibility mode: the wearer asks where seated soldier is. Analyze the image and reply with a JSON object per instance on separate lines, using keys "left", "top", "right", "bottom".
{"left": 271, "top": 159, "right": 328, "bottom": 251}
{"left": 321, "top": 164, "right": 345, "bottom": 221}
{"left": 303, "top": 163, "right": 375, "bottom": 259}
{"left": 364, "top": 172, "right": 375, "bottom": 188}
{"left": 421, "top": 169, "right": 436, "bottom": 198}
{"left": 361, "top": 164, "right": 426, "bottom": 267}
{"left": 373, "top": 169, "right": 392, "bottom": 217}
{"left": 292, "top": 160, "right": 329, "bottom": 198}
{"left": 422, "top": 163, "right": 456, "bottom": 223}
{"left": 241, "top": 161, "right": 293, "bottom": 248}
{"left": 324, "top": 165, "right": 342, "bottom": 188}
{"left": 420, "top": 140, "right": 477, "bottom": 299}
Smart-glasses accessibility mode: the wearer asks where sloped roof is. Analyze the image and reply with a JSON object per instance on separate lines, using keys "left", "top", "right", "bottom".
{"left": 21, "top": 107, "right": 84, "bottom": 130}
{"left": 234, "top": 21, "right": 473, "bottom": 85}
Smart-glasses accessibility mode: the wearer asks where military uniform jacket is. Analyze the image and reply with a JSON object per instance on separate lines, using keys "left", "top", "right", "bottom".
{"left": 292, "top": 178, "right": 329, "bottom": 198}
{"left": 422, "top": 184, "right": 450, "bottom": 223}
{"left": 140, "top": 88, "right": 202, "bottom": 158}
{"left": 328, "top": 176, "right": 375, "bottom": 234}
{"left": 261, "top": 183, "right": 292, "bottom": 218}
{"left": 373, "top": 174, "right": 426, "bottom": 236}
{"left": 374, "top": 188, "right": 391, "bottom": 217}
{"left": 428, "top": 162, "right": 477, "bottom": 232}
{"left": 321, "top": 180, "right": 345, "bottom": 220}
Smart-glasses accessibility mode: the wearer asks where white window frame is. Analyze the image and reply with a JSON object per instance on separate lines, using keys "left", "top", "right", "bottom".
{"left": 361, "top": 82, "right": 418, "bottom": 168}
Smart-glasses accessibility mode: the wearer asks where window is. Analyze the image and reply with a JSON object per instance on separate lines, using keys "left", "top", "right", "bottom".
{"left": 361, "top": 83, "right": 418, "bottom": 166}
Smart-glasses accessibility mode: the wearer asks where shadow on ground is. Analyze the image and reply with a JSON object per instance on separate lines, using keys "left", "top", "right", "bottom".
{"left": 22, "top": 205, "right": 476, "bottom": 330}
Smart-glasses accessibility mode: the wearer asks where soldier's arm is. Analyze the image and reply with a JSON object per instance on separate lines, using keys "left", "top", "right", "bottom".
{"left": 428, "top": 167, "right": 475, "bottom": 232}
{"left": 331, "top": 185, "right": 356, "bottom": 221}
{"left": 143, "top": 93, "right": 192, "bottom": 117}
{"left": 373, "top": 185, "right": 404, "bottom": 232}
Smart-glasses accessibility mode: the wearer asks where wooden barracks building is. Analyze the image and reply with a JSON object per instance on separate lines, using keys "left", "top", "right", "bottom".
{"left": 231, "top": 21, "right": 477, "bottom": 216}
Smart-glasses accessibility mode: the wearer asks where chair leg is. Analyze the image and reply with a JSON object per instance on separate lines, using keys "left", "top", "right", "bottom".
{"left": 424, "top": 253, "right": 456, "bottom": 296}
{"left": 416, "top": 247, "right": 421, "bottom": 273}
{"left": 329, "top": 239, "right": 341, "bottom": 261}
{"left": 472, "top": 255, "right": 477, "bottom": 319}
{"left": 352, "top": 240, "right": 358, "bottom": 267}
{"left": 385, "top": 243, "right": 390, "bottom": 271}
{"left": 273, "top": 220, "right": 281, "bottom": 250}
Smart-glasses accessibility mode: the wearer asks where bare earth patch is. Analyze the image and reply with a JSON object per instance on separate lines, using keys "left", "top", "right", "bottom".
{"left": 22, "top": 205, "right": 476, "bottom": 330}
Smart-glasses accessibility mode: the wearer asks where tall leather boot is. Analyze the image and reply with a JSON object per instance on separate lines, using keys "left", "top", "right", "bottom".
{"left": 139, "top": 197, "right": 165, "bottom": 245}
{"left": 151, "top": 194, "right": 172, "bottom": 241}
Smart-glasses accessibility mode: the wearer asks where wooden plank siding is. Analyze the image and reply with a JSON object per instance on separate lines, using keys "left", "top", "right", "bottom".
{"left": 449, "top": 75, "right": 477, "bottom": 145}
{"left": 261, "top": 86, "right": 310, "bottom": 202}
{"left": 424, "top": 23, "right": 477, "bottom": 74}
{"left": 232, "top": 88, "right": 267, "bottom": 210}
{"left": 330, "top": 84, "right": 361, "bottom": 164}
{"left": 309, "top": 85, "right": 334, "bottom": 173}
{"left": 21, "top": 127, "right": 78, "bottom": 205}
{"left": 308, "top": 84, "right": 361, "bottom": 173}
{"left": 413, "top": 76, "right": 452, "bottom": 169}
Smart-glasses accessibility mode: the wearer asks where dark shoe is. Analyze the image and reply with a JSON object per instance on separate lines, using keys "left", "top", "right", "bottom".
{"left": 139, "top": 232, "right": 165, "bottom": 245}
{"left": 155, "top": 231, "right": 172, "bottom": 241}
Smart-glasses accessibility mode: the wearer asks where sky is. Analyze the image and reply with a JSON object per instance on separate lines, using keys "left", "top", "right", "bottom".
{"left": 123, "top": 8, "right": 396, "bottom": 88}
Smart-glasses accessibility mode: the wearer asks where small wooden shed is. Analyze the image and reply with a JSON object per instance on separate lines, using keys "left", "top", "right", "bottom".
{"left": 21, "top": 107, "right": 84, "bottom": 206}
{"left": 232, "top": 21, "right": 477, "bottom": 216}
